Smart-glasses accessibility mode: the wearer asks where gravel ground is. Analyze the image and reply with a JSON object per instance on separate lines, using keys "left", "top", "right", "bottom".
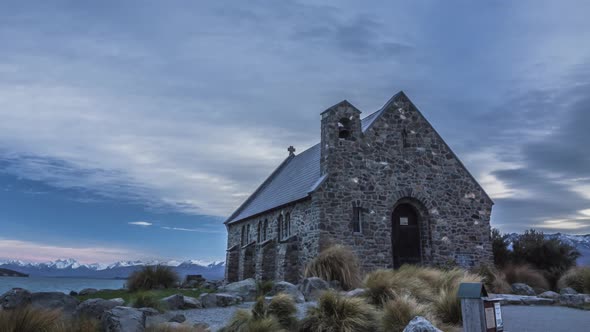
{"left": 147, "top": 301, "right": 317, "bottom": 331}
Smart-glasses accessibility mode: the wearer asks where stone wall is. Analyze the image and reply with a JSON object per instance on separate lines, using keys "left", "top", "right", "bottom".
{"left": 315, "top": 94, "right": 493, "bottom": 272}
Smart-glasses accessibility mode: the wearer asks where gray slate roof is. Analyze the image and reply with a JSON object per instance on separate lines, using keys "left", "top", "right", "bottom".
{"left": 225, "top": 104, "right": 388, "bottom": 224}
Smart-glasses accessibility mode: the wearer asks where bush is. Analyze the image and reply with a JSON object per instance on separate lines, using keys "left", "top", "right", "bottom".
{"left": 267, "top": 293, "right": 298, "bottom": 330}
{"left": 502, "top": 264, "right": 550, "bottom": 291}
{"left": 304, "top": 245, "right": 361, "bottom": 291}
{"left": 512, "top": 229, "right": 580, "bottom": 288}
{"left": 363, "top": 267, "right": 436, "bottom": 306}
{"left": 432, "top": 285, "right": 462, "bottom": 325}
{"left": 491, "top": 228, "right": 511, "bottom": 267}
{"left": 558, "top": 267, "right": 590, "bottom": 293}
{"left": 127, "top": 265, "right": 180, "bottom": 291}
{"left": 146, "top": 323, "right": 212, "bottom": 332}
{"left": 0, "top": 306, "right": 100, "bottom": 332}
{"left": 133, "top": 293, "right": 165, "bottom": 312}
{"left": 219, "top": 307, "right": 284, "bottom": 332}
{"left": 256, "top": 280, "right": 274, "bottom": 297}
{"left": 381, "top": 295, "right": 435, "bottom": 332}
{"left": 472, "top": 265, "right": 511, "bottom": 294}
{"left": 299, "top": 291, "right": 377, "bottom": 332}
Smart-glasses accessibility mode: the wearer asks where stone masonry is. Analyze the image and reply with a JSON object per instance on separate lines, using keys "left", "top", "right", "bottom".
{"left": 224, "top": 91, "right": 493, "bottom": 283}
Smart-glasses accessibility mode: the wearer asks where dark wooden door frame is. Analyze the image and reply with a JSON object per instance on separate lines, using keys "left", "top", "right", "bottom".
{"left": 392, "top": 203, "right": 422, "bottom": 268}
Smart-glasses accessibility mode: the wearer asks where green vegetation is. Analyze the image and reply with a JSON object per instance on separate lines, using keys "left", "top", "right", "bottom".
{"left": 75, "top": 288, "right": 207, "bottom": 305}
{"left": 381, "top": 294, "right": 434, "bottom": 332}
{"left": 132, "top": 293, "right": 166, "bottom": 311}
{"left": 558, "top": 267, "right": 590, "bottom": 293}
{"left": 501, "top": 264, "right": 550, "bottom": 291}
{"left": 256, "top": 280, "right": 274, "bottom": 297}
{"left": 219, "top": 296, "right": 291, "bottom": 332}
{"left": 0, "top": 306, "right": 100, "bottom": 332}
{"left": 299, "top": 291, "right": 377, "bottom": 332}
{"left": 127, "top": 265, "right": 180, "bottom": 292}
{"left": 304, "top": 245, "right": 361, "bottom": 291}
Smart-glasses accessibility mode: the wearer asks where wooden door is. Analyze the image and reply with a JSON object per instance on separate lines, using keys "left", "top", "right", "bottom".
{"left": 392, "top": 204, "right": 421, "bottom": 268}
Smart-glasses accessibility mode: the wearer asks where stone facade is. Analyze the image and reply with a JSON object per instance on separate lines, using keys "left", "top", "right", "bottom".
{"left": 225, "top": 92, "right": 493, "bottom": 282}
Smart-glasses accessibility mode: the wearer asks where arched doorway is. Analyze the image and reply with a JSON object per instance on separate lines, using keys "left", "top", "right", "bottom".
{"left": 392, "top": 203, "right": 421, "bottom": 268}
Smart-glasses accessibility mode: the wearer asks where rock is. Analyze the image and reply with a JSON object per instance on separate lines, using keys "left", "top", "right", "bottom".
{"left": 199, "top": 293, "right": 242, "bottom": 308}
{"left": 155, "top": 322, "right": 185, "bottom": 329}
{"left": 560, "top": 287, "right": 578, "bottom": 295}
{"left": 183, "top": 296, "right": 202, "bottom": 309}
{"left": 69, "top": 291, "right": 79, "bottom": 296}
{"left": 521, "top": 297, "right": 555, "bottom": 305}
{"left": 182, "top": 275, "right": 206, "bottom": 288}
{"left": 160, "top": 294, "right": 185, "bottom": 310}
{"left": 558, "top": 294, "right": 587, "bottom": 307}
{"left": 486, "top": 294, "right": 554, "bottom": 306}
{"left": 168, "top": 314, "right": 186, "bottom": 323}
{"left": 31, "top": 292, "right": 79, "bottom": 315}
{"left": 403, "top": 316, "right": 442, "bottom": 332}
{"left": 101, "top": 306, "right": 146, "bottom": 332}
{"left": 111, "top": 298, "right": 125, "bottom": 306}
{"left": 76, "top": 298, "right": 121, "bottom": 320}
{"left": 511, "top": 283, "right": 536, "bottom": 296}
{"left": 79, "top": 288, "right": 98, "bottom": 296}
{"left": 219, "top": 278, "right": 257, "bottom": 301}
{"left": 539, "top": 291, "right": 560, "bottom": 299}
{"left": 300, "top": 277, "right": 329, "bottom": 301}
{"left": 271, "top": 281, "right": 305, "bottom": 303}
{"left": 194, "top": 322, "right": 211, "bottom": 331}
{"left": 202, "top": 281, "right": 220, "bottom": 290}
{"left": 343, "top": 288, "right": 366, "bottom": 298}
{"left": 0, "top": 288, "right": 32, "bottom": 310}
{"left": 138, "top": 307, "right": 160, "bottom": 316}
{"left": 329, "top": 280, "right": 342, "bottom": 291}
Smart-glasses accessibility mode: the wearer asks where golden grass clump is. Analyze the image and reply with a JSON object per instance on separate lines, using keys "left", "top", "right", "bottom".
{"left": 381, "top": 294, "right": 437, "bottom": 332}
{"left": 218, "top": 308, "right": 284, "bottom": 332}
{"left": 0, "top": 306, "right": 100, "bottom": 332}
{"left": 299, "top": 291, "right": 377, "bottom": 332}
{"left": 127, "top": 265, "right": 180, "bottom": 291}
{"left": 146, "top": 324, "right": 210, "bottom": 332}
{"left": 267, "top": 293, "right": 298, "bottom": 330}
{"left": 304, "top": 245, "right": 361, "bottom": 291}
{"left": 472, "top": 265, "right": 512, "bottom": 294}
{"left": 133, "top": 293, "right": 165, "bottom": 312}
{"left": 432, "top": 270, "right": 480, "bottom": 325}
{"left": 501, "top": 264, "right": 550, "bottom": 291}
{"left": 558, "top": 267, "right": 590, "bottom": 293}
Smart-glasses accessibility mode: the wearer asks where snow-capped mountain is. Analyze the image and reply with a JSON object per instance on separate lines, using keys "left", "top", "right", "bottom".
{"left": 0, "top": 258, "right": 225, "bottom": 280}
{"left": 504, "top": 233, "right": 590, "bottom": 266}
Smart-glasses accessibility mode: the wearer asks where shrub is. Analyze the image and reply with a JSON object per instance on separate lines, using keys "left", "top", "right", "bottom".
{"left": 147, "top": 323, "right": 210, "bottom": 332}
{"left": 432, "top": 285, "right": 462, "bottom": 325}
{"left": 502, "top": 264, "right": 550, "bottom": 291}
{"left": 381, "top": 294, "right": 435, "bottom": 332}
{"left": 558, "top": 267, "right": 590, "bottom": 293}
{"left": 127, "top": 265, "right": 180, "bottom": 291}
{"left": 363, "top": 267, "right": 435, "bottom": 306}
{"left": 256, "top": 280, "right": 274, "bottom": 297}
{"left": 363, "top": 269, "right": 399, "bottom": 306}
{"left": 299, "top": 291, "right": 377, "bottom": 332}
{"left": 491, "top": 228, "right": 511, "bottom": 267}
{"left": 304, "top": 245, "right": 361, "bottom": 291}
{"left": 267, "top": 293, "right": 298, "bottom": 330}
{"left": 133, "top": 293, "right": 164, "bottom": 312}
{"left": 0, "top": 306, "right": 100, "bottom": 332}
{"left": 472, "top": 265, "right": 511, "bottom": 294}
{"left": 219, "top": 308, "right": 284, "bottom": 332}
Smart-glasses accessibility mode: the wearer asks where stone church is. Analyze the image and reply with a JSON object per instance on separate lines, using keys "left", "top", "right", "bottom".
{"left": 224, "top": 91, "right": 493, "bottom": 283}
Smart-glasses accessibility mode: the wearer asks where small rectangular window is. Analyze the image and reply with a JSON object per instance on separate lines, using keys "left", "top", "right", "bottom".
{"left": 352, "top": 207, "right": 362, "bottom": 233}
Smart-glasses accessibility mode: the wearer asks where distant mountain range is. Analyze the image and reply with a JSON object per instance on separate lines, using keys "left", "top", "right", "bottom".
{"left": 504, "top": 233, "right": 590, "bottom": 266}
{"left": 0, "top": 258, "right": 225, "bottom": 280}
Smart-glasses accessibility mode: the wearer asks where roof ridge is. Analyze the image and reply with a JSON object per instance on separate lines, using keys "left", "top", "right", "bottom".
{"left": 224, "top": 154, "right": 296, "bottom": 224}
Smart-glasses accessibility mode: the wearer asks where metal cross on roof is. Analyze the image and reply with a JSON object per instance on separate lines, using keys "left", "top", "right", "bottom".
{"left": 288, "top": 146, "right": 296, "bottom": 156}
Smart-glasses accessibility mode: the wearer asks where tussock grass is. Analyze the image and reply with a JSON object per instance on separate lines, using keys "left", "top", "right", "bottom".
{"left": 219, "top": 308, "right": 284, "bottom": 332}
{"left": 0, "top": 306, "right": 100, "bottom": 332}
{"left": 558, "top": 267, "right": 590, "bottom": 293}
{"left": 127, "top": 265, "right": 180, "bottom": 291}
{"left": 132, "top": 293, "right": 165, "bottom": 312}
{"left": 382, "top": 294, "right": 436, "bottom": 332}
{"left": 472, "top": 265, "right": 512, "bottom": 294}
{"left": 146, "top": 324, "right": 210, "bottom": 332}
{"left": 299, "top": 291, "right": 377, "bottom": 332}
{"left": 304, "top": 245, "right": 361, "bottom": 291}
{"left": 502, "top": 264, "right": 550, "bottom": 291}
{"left": 256, "top": 280, "right": 274, "bottom": 297}
{"left": 267, "top": 293, "right": 298, "bottom": 330}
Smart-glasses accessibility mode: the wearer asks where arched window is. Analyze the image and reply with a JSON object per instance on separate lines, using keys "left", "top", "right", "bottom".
{"left": 257, "top": 221, "right": 261, "bottom": 242}
{"left": 241, "top": 225, "right": 246, "bottom": 246}
{"left": 352, "top": 207, "right": 362, "bottom": 233}
{"left": 338, "top": 118, "right": 352, "bottom": 139}
{"left": 263, "top": 219, "right": 268, "bottom": 241}
{"left": 246, "top": 224, "right": 250, "bottom": 243}
{"left": 277, "top": 215, "right": 283, "bottom": 240}
{"left": 285, "top": 213, "right": 291, "bottom": 238}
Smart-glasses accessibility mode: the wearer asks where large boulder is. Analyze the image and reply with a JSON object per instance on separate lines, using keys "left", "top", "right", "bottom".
{"left": 76, "top": 298, "right": 121, "bottom": 320}
{"left": 343, "top": 288, "right": 367, "bottom": 298}
{"left": 199, "top": 293, "right": 241, "bottom": 308}
{"left": 558, "top": 294, "right": 589, "bottom": 307}
{"left": 539, "top": 291, "right": 560, "bottom": 299}
{"left": 300, "top": 277, "right": 329, "bottom": 301}
{"left": 403, "top": 316, "right": 442, "bottom": 332}
{"left": 511, "top": 283, "right": 536, "bottom": 296}
{"left": 219, "top": 278, "right": 257, "bottom": 301}
{"left": 168, "top": 314, "right": 186, "bottom": 323}
{"left": 31, "top": 292, "right": 79, "bottom": 316}
{"left": 160, "top": 294, "right": 202, "bottom": 310}
{"left": 138, "top": 307, "right": 160, "bottom": 317}
{"left": 0, "top": 288, "right": 32, "bottom": 310}
{"left": 79, "top": 288, "right": 98, "bottom": 296}
{"left": 560, "top": 287, "right": 578, "bottom": 295}
{"left": 271, "top": 281, "right": 305, "bottom": 303}
{"left": 101, "top": 306, "right": 146, "bottom": 332}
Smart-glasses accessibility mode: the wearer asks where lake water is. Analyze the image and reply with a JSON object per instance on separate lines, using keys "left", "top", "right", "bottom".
{"left": 0, "top": 276, "right": 126, "bottom": 294}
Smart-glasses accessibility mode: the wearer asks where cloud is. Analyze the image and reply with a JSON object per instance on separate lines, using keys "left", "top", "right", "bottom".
{"left": 0, "top": 238, "right": 148, "bottom": 263}
{"left": 128, "top": 221, "right": 152, "bottom": 226}
{"left": 161, "top": 226, "right": 224, "bottom": 234}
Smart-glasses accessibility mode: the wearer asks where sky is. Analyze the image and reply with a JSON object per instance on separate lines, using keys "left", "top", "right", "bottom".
{"left": 1, "top": 0, "right": 589, "bottom": 264}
